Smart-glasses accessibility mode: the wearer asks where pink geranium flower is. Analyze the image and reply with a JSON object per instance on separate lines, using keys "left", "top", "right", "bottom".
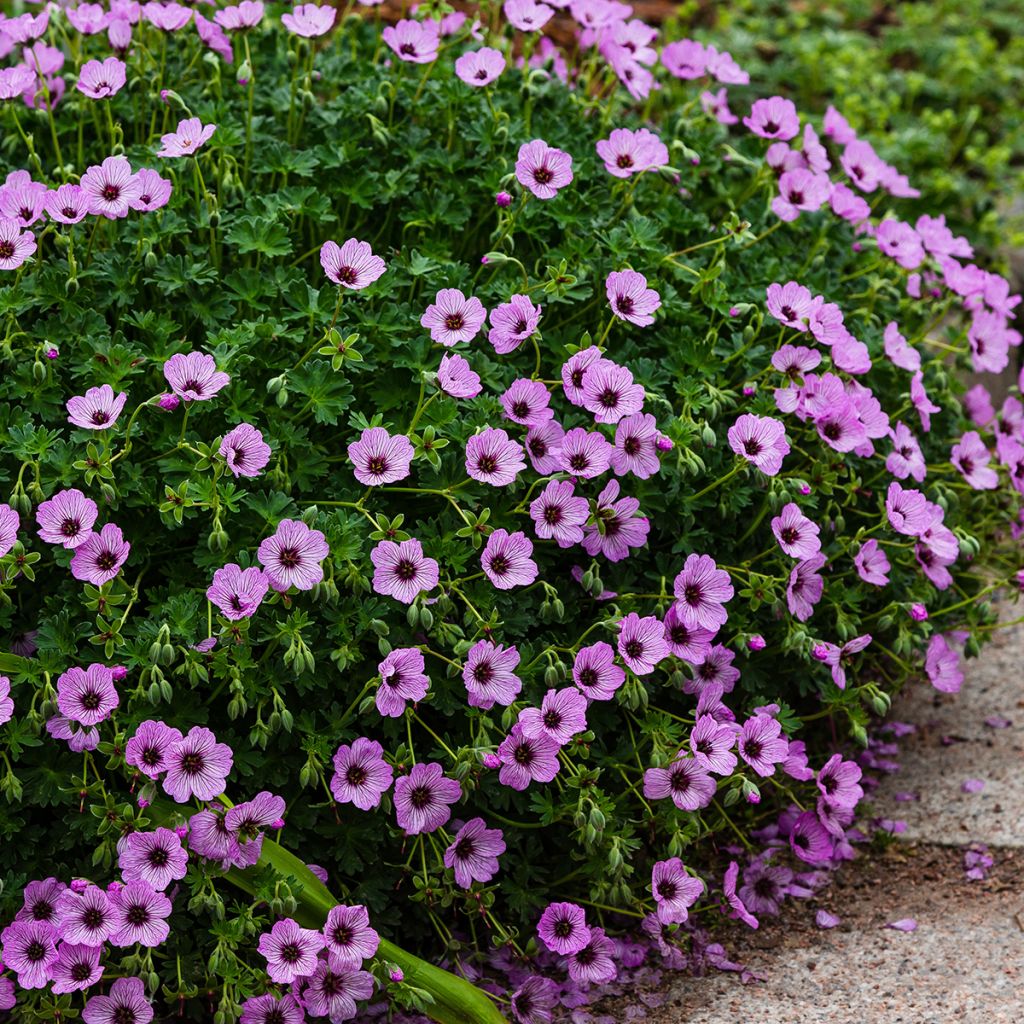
{"left": 77, "top": 57, "right": 126, "bottom": 99}
{"left": 744, "top": 96, "right": 799, "bottom": 140}
{"left": 215, "top": 1, "right": 264, "bottom": 31}
{"left": 320, "top": 237, "right": 386, "bottom": 289}
{"left": 323, "top": 904, "right": 379, "bottom": 969}
{"left": 36, "top": 488, "right": 97, "bottom": 549}
{"left": 651, "top": 858, "right": 705, "bottom": 924}
{"left": 220, "top": 423, "right": 271, "bottom": 478}
{"left": 596, "top": 128, "right": 669, "bottom": 178}
{"left": 382, "top": 19, "right": 439, "bottom": 63}
{"left": 258, "top": 519, "right": 330, "bottom": 592}
{"left": 163, "top": 351, "right": 230, "bottom": 401}
{"left": 66, "top": 384, "right": 128, "bottom": 429}
{"left": 347, "top": 426, "right": 414, "bottom": 485}
{"left": 376, "top": 647, "right": 430, "bottom": 717}
{"left": 518, "top": 687, "right": 587, "bottom": 746}
{"left": 437, "top": 353, "right": 482, "bottom": 398}
{"left": 606, "top": 269, "right": 661, "bottom": 326}
{"left": 572, "top": 642, "right": 625, "bottom": 701}
{"left": 465, "top": 428, "right": 526, "bottom": 485}
{"left": 786, "top": 553, "right": 826, "bottom": 621}
{"left": 498, "top": 724, "right": 560, "bottom": 790}
{"left": 643, "top": 756, "right": 716, "bottom": 810}
{"left": 281, "top": 3, "right": 336, "bottom": 37}
{"left": 0, "top": 217, "right": 37, "bottom": 270}
{"left": 536, "top": 901, "right": 590, "bottom": 955}
{"left": 130, "top": 168, "right": 173, "bottom": 211}
{"left": 70, "top": 523, "right": 130, "bottom": 585}
{"left": 56, "top": 663, "right": 118, "bottom": 726}
{"left": 500, "top": 378, "right": 553, "bottom": 427}
{"left": 119, "top": 827, "right": 188, "bottom": 890}
{"left": 156, "top": 117, "right": 216, "bottom": 157}
{"left": 206, "top": 564, "right": 269, "bottom": 620}
{"left": 455, "top": 47, "right": 506, "bottom": 86}
{"left": 463, "top": 639, "right": 522, "bottom": 708}
{"left": 481, "top": 529, "right": 538, "bottom": 590}
{"left": 617, "top": 612, "right": 669, "bottom": 675}
{"left": 580, "top": 358, "right": 645, "bottom": 424}
{"left": 444, "top": 818, "right": 506, "bottom": 888}
{"left": 394, "top": 761, "right": 462, "bottom": 834}
{"left": 162, "top": 726, "right": 233, "bottom": 802}
{"left": 728, "top": 413, "right": 790, "bottom": 475}
{"left": 370, "top": 538, "right": 440, "bottom": 603}
{"left": 515, "top": 139, "right": 573, "bottom": 200}
{"left": 673, "top": 553, "right": 733, "bottom": 631}
{"left": 771, "top": 502, "right": 821, "bottom": 559}
{"left": 420, "top": 288, "right": 487, "bottom": 346}
{"left": 853, "top": 539, "right": 890, "bottom": 586}
{"left": 83, "top": 977, "right": 153, "bottom": 1024}
{"left": 330, "top": 737, "right": 393, "bottom": 810}
{"left": 257, "top": 919, "right": 325, "bottom": 984}
{"left": 529, "top": 479, "right": 589, "bottom": 547}
{"left": 488, "top": 294, "right": 542, "bottom": 353}
{"left": 951, "top": 431, "right": 999, "bottom": 489}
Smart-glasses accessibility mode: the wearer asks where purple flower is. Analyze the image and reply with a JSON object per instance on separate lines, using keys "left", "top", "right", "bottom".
{"left": 651, "top": 858, "right": 704, "bottom": 924}
{"left": 444, "top": 818, "right": 507, "bottom": 888}
{"left": 225, "top": 790, "right": 286, "bottom": 866}
{"left": 701, "top": 86, "right": 739, "bottom": 124}
{"left": 455, "top": 47, "right": 506, "bottom": 87}
{"left": 611, "top": 411, "right": 661, "bottom": 479}
{"left": 887, "top": 421, "right": 926, "bottom": 482}
{"left": 643, "top": 756, "right": 716, "bottom": 810}
{"left": 504, "top": 0, "right": 554, "bottom": 31}
{"left": 673, "top": 553, "right": 733, "bottom": 631}
{"left": 81, "top": 155, "right": 142, "bottom": 218}
{"left": 281, "top": 3, "right": 336, "bottom": 37}
{"left": 560, "top": 426, "right": 613, "bottom": 478}
{"left": 144, "top": 3, "right": 194, "bottom": 32}
{"left": 46, "top": 716, "right": 100, "bottom": 752}
{"left": 951, "top": 431, "right": 999, "bottom": 490}
{"left": 663, "top": 606, "right": 715, "bottom": 663}
{"left": 791, "top": 812, "right": 836, "bottom": 864}
{"left": 304, "top": 962, "right": 374, "bottom": 1020}
{"left": 54, "top": 885, "right": 116, "bottom": 945}
{"left": 817, "top": 753, "right": 864, "bottom": 809}
{"left": 813, "top": 634, "right": 872, "bottom": 690}
{"left": 240, "top": 994, "right": 305, "bottom": 1024}
{"left": 606, "top": 269, "right": 661, "bottom": 327}
{"left": 370, "top": 538, "right": 440, "bottom": 604}
{"left": 786, "top": 553, "right": 826, "bottom": 621}
{"left": 566, "top": 926, "right": 616, "bottom": 984}
{"left": 463, "top": 639, "right": 522, "bottom": 708}
{"left": 108, "top": 879, "right": 172, "bottom": 947}
{"left": 488, "top": 294, "right": 542, "bottom": 353}
{"left": 876, "top": 219, "right": 925, "bottom": 270}
{"left": 162, "top": 725, "right": 233, "bottom": 802}
{"left": 596, "top": 127, "right": 669, "bottom": 178}
{"left": 0, "top": 675, "right": 12, "bottom": 725}
{"left": 529, "top": 479, "right": 589, "bottom": 547}
{"left": 744, "top": 96, "right": 799, "bottom": 140}
{"left": 421, "top": 288, "right": 487, "bottom": 346}
{"left": 257, "top": 918, "right": 325, "bottom": 984}
{"left": 582, "top": 478, "right": 650, "bottom": 562}
{"left": 465, "top": 428, "right": 526, "bottom": 486}
{"left": 330, "top": 736, "right": 394, "bottom": 810}
{"left": 884, "top": 321, "right": 921, "bottom": 372}
{"left": 69, "top": 522, "right": 130, "bottom": 585}
{"left": 738, "top": 861, "right": 794, "bottom": 917}
{"left": 215, "top": 1, "right": 264, "bottom": 31}
{"left": 722, "top": 861, "right": 759, "bottom": 929}
{"left": 481, "top": 529, "right": 538, "bottom": 590}
{"left": 323, "top": 904, "right": 379, "bottom": 970}
{"left": 689, "top": 715, "right": 737, "bottom": 775}
{"left": 617, "top": 612, "right": 669, "bottom": 675}
{"left": 728, "top": 413, "right": 790, "bottom": 475}
{"left": 156, "top": 117, "right": 216, "bottom": 157}
{"left": 685, "top": 643, "right": 740, "bottom": 694}
{"left": 498, "top": 724, "right": 560, "bottom": 790}
{"left": 220, "top": 423, "right": 271, "bottom": 478}
{"left": 500, "top": 378, "right": 553, "bottom": 428}
{"left": 83, "top": 977, "right": 154, "bottom": 1024}
{"left": 510, "top": 976, "right": 559, "bottom": 1024}
{"left": 207, "top": 564, "right": 270, "bottom": 620}
{"left": 766, "top": 281, "right": 817, "bottom": 330}
{"left": 581, "top": 358, "right": 645, "bottom": 424}
{"left": 320, "top": 237, "right": 387, "bottom": 289}
{"left": 537, "top": 901, "right": 590, "bottom": 955}
{"left": 394, "top": 761, "right": 462, "bottom": 835}
{"left": 348, "top": 426, "right": 414, "bottom": 486}
{"left": 737, "top": 715, "right": 789, "bottom": 777}
{"left": 885, "top": 482, "right": 932, "bottom": 536}
{"left": 572, "top": 642, "right": 625, "bottom": 701}
{"left": 515, "top": 139, "right": 573, "bottom": 200}
{"left": 910, "top": 371, "right": 940, "bottom": 432}
{"left": 16, "top": 878, "right": 66, "bottom": 925}
{"left": 854, "top": 538, "right": 890, "bottom": 586}
{"left": 77, "top": 56, "right": 126, "bottom": 100}
{"left": 561, "top": 347, "right": 602, "bottom": 405}
{"left": 376, "top": 647, "right": 430, "bottom": 717}
{"left": 0, "top": 506, "right": 19, "bottom": 560}
{"left": 519, "top": 687, "right": 588, "bottom": 746}
{"left": 44, "top": 183, "right": 90, "bottom": 224}
{"left": 925, "top": 634, "right": 963, "bottom": 693}
{"left": 382, "top": 18, "right": 440, "bottom": 64}
{"left": 258, "top": 519, "right": 330, "bottom": 592}
{"left": 0, "top": 919, "right": 58, "bottom": 988}
{"left": 525, "top": 419, "right": 564, "bottom": 474}
{"left": 66, "top": 384, "right": 128, "bottom": 429}
{"left": 437, "top": 352, "right": 482, "bottom": 398}
{"left": 772, "top": 169, "right": 830, "bottom": 221}
{"left": 36, "top": 488, "right": 98, "bottom": 549}
{"left": 56, "top": 663, "right": 118, "bottom": 726}
{"left": 771, "top": 503, "right": 820, "bottom": 559}
{"left": 163, "top": 351, "right": 230, "bottom": 402}
{"left": 119, "top": 827, "right": 188, "bottom": 890}
{"left": 50, "top": 942, "right": 103, "bottom": 994}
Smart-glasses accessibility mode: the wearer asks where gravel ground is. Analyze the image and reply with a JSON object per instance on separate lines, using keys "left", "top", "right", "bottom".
{"left": 642, "top": 618, "right": 1024, "bottom": 1024}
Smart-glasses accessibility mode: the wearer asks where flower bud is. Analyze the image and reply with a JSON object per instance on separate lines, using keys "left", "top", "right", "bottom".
{"left": 495, "top": 191, "right": 512, "bottom": 208}
{"left": 909, "top": 603, "right": 928, "bottom": 622}
{"left": 143, "top": 248, "right": 158, "bottom": 270}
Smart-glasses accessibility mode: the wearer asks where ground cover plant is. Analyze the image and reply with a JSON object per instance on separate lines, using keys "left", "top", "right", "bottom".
{"left": 0, "top": 1, "right": 1022, "bottom": 1022}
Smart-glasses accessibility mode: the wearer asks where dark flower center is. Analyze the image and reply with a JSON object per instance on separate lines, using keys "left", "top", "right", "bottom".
{"left": 780, "top": 305, "right": 797, "bottom": 321}
{"left": 0, "top": 240, "right": 18, "bottom": 258}
{"left": 598, "top": 388, "right": 620, "bottom": 409}
{"left": 102, "top": 184, "right": 120, "bottom": 201}
{"left": 346, "top": 764, "right": 367, "bottom": 786}
{"left": 127, "top": 904, "right": 149, "bottom": 926}
{"left": 444, "top": 313, "right": 464, "bottom": 331}
{"left": 26, "top": 940, "right": 47, "bottom": 962}
{"left": 337, "top": 265, "right": 357, "bottom": 284}
{"left": 366, "top": 455, "right": 387, "bottom": 475}
{"left": 533, "top": 166, "right": 553, "bottom": 184}
{"left": 31, "top": 901, "right": 54, "bottom": 922}
{"left": 543, "top": 504, "right": 562, "bottom": 525}
{"left": 182, "top": 378, "right": 204, "bottom": 395}
{"left": 624, "top": 639, "right": 644, "bottom": 659}
{"left": 277, "top": 546, "right": 300, "bottom": 568}
{"left": 71, "top": 960, "right": 94, "bottom": 981}
{"left": 472, "top": 661, "right": 493, "bottom": 684}
{"left": 511, "top": 401, "right": 529, "bottom": 418}
{"left": 781, "top": 527, "right": 799, "bottom": 545}
{"left": 454, "top": 837, "right": 475, "bottom": 860}
{"left": 96, "top": 549, "right": 118, "bottom": 571}
{"left": 61, "top": 517, "right": 81, "bottom": 536}
{"left": 616, "top": 154, "right": 633, "bottom": 169}
{"left": 332, "top": 924, "right": 353, "bottom": 947}
{"left": 147, "top": 846, "right": 169, "bottom": 867}
{"left": 113, "top": 1005, "right": 138, "bottom": 1024}
{"left": 488, "top": 554, "right": 510, "bottom": 576}
{"left": 684, "top": 584, "right": 702, "bottom": 607}
{"left": 91, "top": 410, "right": 110, "bottom": 425}
{"left": 83, "top": 907, "right": 105, "bottom": 928}
{"left": 657, "top": 879, "right": 678, "bottom": 900}
{"left": 476, "top": 454, "right": 498, "bottom": 474}
{"left": 744, "top": 739, "right": 763, "bottom": 759}
{"left": 553, "top": 918, "right": 573, "bottom": 938}
{"left": 395, "top": 558, "right": 417, "bottom": 581}
{"left": 409, "top": 785, "right": 433, "bottom": 809}
{"left": 280, "top": 942, "right": 302, "bottom": 963}
{"left": 623, "top": 436, "right": 641, "bottom": 456}
{"left": 542, "top": 709, "right": 561, "bottom": 729}
{"left": 669, "top": 768, "right": 691, "bottom": 793}
{"left": 181, "top": 751, "right": 205, "bottom": 776}
{"left": 744, "top": 439, "right": 762, "bottom": 455}
{"left": 513, "top": 742, "right": 534, "bottom": 766}
{"left": 617, "top": 296, "right": 634, "bottom": 315}
{"left": 81, "top": 689, "right": 102, "bottom": 711}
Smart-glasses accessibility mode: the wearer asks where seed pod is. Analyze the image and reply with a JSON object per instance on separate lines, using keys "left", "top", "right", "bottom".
{"left": 275, "top": 387, "right": 289, "bottom": 408}
{"left": 32, "top": 360, "right": 46, "bottom": 382}
{"left": 701, "top": 424, "right": 717, "bottom": 447}
{"left": 407, "top": 604, "right": 420, "bottom": 628}
{"left": 543, "top": 665, "right": 559, "bottom": 687}
{"left": 143, "top": 249, "right": 158, "bottom": 270}
{"left": 419, "top": 607, "right": 434, "bottom": 630}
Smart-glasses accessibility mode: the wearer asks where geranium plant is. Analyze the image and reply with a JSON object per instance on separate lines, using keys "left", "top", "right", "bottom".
{"left": 0, "top": 1, "right": 1020, "bottom": 1022}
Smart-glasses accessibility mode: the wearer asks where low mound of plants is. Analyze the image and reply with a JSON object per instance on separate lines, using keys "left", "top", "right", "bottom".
{"left": 0, "top": 2, "right": 1021, "bottom": 1022}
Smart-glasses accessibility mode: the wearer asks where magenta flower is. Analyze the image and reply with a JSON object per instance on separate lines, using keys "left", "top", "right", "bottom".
{"left": 887, "top": 421, "right": 926, "bottom": 482}
{"left": 455, "top": 47, "right": 506, "bottom": 86}
{"left": 81, "top": 155, "right": 142, "bottom": 218}
{"left": 481, "top": 529, "right": 538, "bottom": 590}
{"left": 44, "top": 183, "right": 90, "bottom": 224}
{"left": 911, "top": 371, "right": 941, "bottom": 433}
{"left": 382, "top": 18, "right": 439, "bottom": 63}
{"left": 883, "top": 321, "right": 921, "bottom": 372}
{"left": 686, "top": 644, "right": 740, "bottom": 694}
{"left": 54, "top": 885, "right": 115, "bottom": 945}
{"left": 536, "top": 901, "right": 589, "bottom": 955}
{"left": 766, "top": 281, "right": 817, "bottom": 330}
{"left": 109, "top": 879, "right": 172, "bottom": 947}
{"left": 66, "top": 383, "right": 128, "bottom": 429}
{"left": 876, "top": 219, "right": 925, "bottom": 270}
{"left": 728, "top": 413, "right": 790, "bottom": 475}
{"left": 515, "top": 139, "right": 574, "bottom": 200}
{"left": 786, "top": 553, "right": 826, "bottom": 621}
{"left": 885, "top": 481, "right": 932, "bottom": 536}
{"left": 444, "top": 818, "right": 506, "bottom": 888}
{"left": 0, "top": 505, "right": 17, "bottom": 558}
{"left": 488, "top": 294, "right": 542, "bottom": 354}
{"left": 258, "top": 519, "right": 330, "bottom": 592}
{"left": 663, "top": 606, "right": 715, "bottom": 663}
{"left": 465, "top": 428, "right": 526, "bottom": 486}
{"left": 421, "top": 288, "right": 487, "bottom": 346}
{"left": 129, "top": 167, "right": 173, "bottom": 211}
{"left": 643, "top": 756, "right": 716, "bottom": 810}
{"left": 463, "top": 639, "right": 522, "bottom": 708}
{"left": 156, "top": 117, "right": 216, "bottom": 158}
{"left": 348, "top": 426, "right": 414, "bottom": 485}
{"left": 525, "top": 419, "right": 565, "bottom": 474}
{"left": 215, "top": 1, "right": 264, "bottom": 30}
{"left": 437, "top": 352, "right": 482, "bottom": 398}
{"left": 612, "top": 412, "right": 661, "bottom": 479}
{"left": 377, "top": 647, "right": 430, "bottom": 717}
{"left": 530, "top": 479, "right": 589, "bottom": 547}
{"left": 605, "top": 269, "right": 661, "bottom": 327}
{"left": 330, "top": 736, "right": 393, "bottom": 810}
{"left": 581, "top": 479, "right": 650, "bottom": 562}
{"left": 0, "top": 675, "right": 12, "bottom": 725}
{"left": 738, "top": 715, "right": 789, "bottom": 776}
{"left": 370, "top": 537, "right": 439, "bottom": 604}
{"left": 813, "top": 634, "right": 872, "bottom": 690}
{"left": 120, "top": 827, "right": 188, "bottom": 890}
{"left": 394, "top": 761, "right": 462, "bottom": 835}
{"left": 651, "top": 858, "right": 704, "bottom": 924}
{"left": 207, "top": 564, "right": 269, "bottom": 620}
{"left": 566, "top": 926, "right": 616, "bottom": 985}
{"left": 83, "top": 977, "right": 154, "bottom": 1024}
{"left": 572, "top": 642, "right": 625, "bottom": 701}
{"left": 50, "top": 942, "right": 104, "bottom": 994}
{"left": 662, "top": 38, "right": 709, "bottom": 78}
{"left": 689, "top": 715, "right": 737, "bottom": 775}
{"left": 320, "top": 237, "right": 386, "bottom": 289}
{"left": 817, "top": 753, "right": 864, "bottom": 810}
{"left": 219, "top": 423, "right": 271, "bottom": 478}
{"left": 771, "top": 168, "right": 830, "bottom": 221}
{"left": 46, "top": 716, "right": 99, "bottom": 752}
{"left": 498, "top": 723, "right": 560, "bottom": 790}
{"left": 323, "top": 904, "right": 379, "bottom": 969}
{"left": 925, "top": 634, "right": 963, "bottom": 693}
{"left": 56, "top": 663, "right": 118, "bottom": 726}
{"left": 500, "top": 378, "right": 553, "bottom": 427}
{"left": 790, "top": 810, "right": 834, "bottom": 864}
{"left": 673, "top": 553, "right": 733, "bottom": 631}
{"left": 560, "top": 427, "right": 613, "bottom": 479}
{"left": 144, "top": 2, "right": 193, "bottom": 31}
{"left": 617, "top": 612, "right": 669, "bottom": 675}
{"left": 125, "top": 719, "right": 183, "bottom": 778}
{"left": 701, "top": 86, "right": 739, "bottom": 125}
{"left": 304, "top": 962, "right": 374, "bottom": 1021}
{"left": 36, "top": 488, "right": 97, "bottom": 549}
{"left": 504, "top": 0, "right": 554, "bottom": 31}
{"left": 772, "top": 345, "right": 821, "bottom": 379}
{"left": 258, "top": 918, "right": 325, "bottom": 984}
{"left": 16, "top": 877, "right": 66, "bottom": 925}
{"left": 951, "top": 431, "right": 998, "bottom": 489}
{"left": 561, "top": 347, "right": 602, "bottom": 406}
{"left": 0, "top": 919, "right": 58, "bottom": 988}
{"left": 596, "top": 127, "right": 669, "bottom": 178}
{"left": 281, "top": 3, "right": 336, "bottom": 37}
{"left": 163, "top": 351, "right": 230, "bottom": 402}
{"left": 519, "top": 687, "right": 588, "bottom": 746}
{"left": 814, "top": 397, "right": 867, "bottom": 453}
{"left": 77, "top": 56, "right": 126, "bottom": 99}
{"left": 771, "top": 503, "right": 820, "bottom": 559}
{"left": 163, "top": 725, "right": 233, "bottom": 802}
{"left": 580, "top": 358, "right": 645, "bottom": 424}
{"left": 744, "top": 96, "right": 799, "bottom": 140}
